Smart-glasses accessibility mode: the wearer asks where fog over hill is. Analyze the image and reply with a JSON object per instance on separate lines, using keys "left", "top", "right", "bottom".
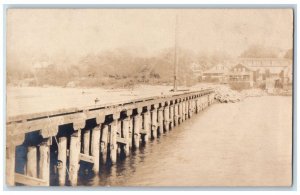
{"left": 6, "top": 9, "right": 293, "bottom": 87}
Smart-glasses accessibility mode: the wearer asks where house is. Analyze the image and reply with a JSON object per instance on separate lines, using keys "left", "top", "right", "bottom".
{"left": 236, "top": 58, "right": 293, "bottom": 91}
{"left": 190, "top": 62, "right": 203, "bottom": 81}
{"left": 202, "top": 64, "right": 229, "bottom": 83}
{"left": 228, "top": 64, "right": 254, "bottom": 88}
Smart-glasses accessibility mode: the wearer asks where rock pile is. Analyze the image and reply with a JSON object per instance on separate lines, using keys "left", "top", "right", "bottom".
{"left": 214, "top": 86, "right": 267, "bottom": 103}
{"left": 214, "top": 86, "right": 243, "bottom": 103}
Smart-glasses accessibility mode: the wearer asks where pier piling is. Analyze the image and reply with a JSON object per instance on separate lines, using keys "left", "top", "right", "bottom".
{"left": 133, "top": 114, "right": 141, "bottom": 148}
{"left": 69, "top": 131, "right": 80, "bottom": 186}
{"left": 6, "top": 143, "right": 16, "bottom": 186}
{"left": 110, "top": 121, "right": 118, "bottom": 164}
{"left": 26, "top": 146, "right": 37, "bottom": 178}
{"left": 57, "top": 137, "right": 67, "bottom": 186}
{"left": 100, "top": 125, "right": 109, "bottom": 164}
{"left": 39, "top": 141, "right": 50, "bottom": 186}
{"left": 158, "top": 108, "right": 164, "bottom": 134}
{"left": 6, "top": 88, "right": 214, "bottom": 186}
{"left": 91, "top": 125, "right": 101, "bottom": 173}
{"left": 151, "top": 106, "right": 158, "bottom": 139}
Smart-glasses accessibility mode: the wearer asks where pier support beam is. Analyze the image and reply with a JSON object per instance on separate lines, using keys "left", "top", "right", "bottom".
{"left": 117, "top": 121, "right": 122, "bottom": 156}
{"left": 110, "top": 120, "right": 118, "bottom": 164}
{"left": 91, "top": 125, "right": 101, "bottom": 174}
{"left": 195, "top": 99, "right": 199, "bottom": 114}
{"left": 133, "top": 114, "right": 141, "bottom": 148}
{"left": 163, "top": 105, "right": 170, "bottom": 132}
{"left": 192, "top": 99, "right": 196, "bottom": 114}
{"left": 158, "top": 107, "right": 164, "bottom": 134}
{"left": 169, "top": 105, "right": 174, "bottom": 129}
{"left": 57, "top": 137, "right": 67, "bottom": 186}
{"left": 123, "top": 118, "right": 130, "bottom": 156}
{"left": 128, "top": 118, "right": 133, "bottom": 148}
{"left": 185, "top": 100, "right": 189, "bottom": 120}
{"left": 143, "top": 111, "right": 151, "bottom": 142}
{"left": 6, "top": 143, "right": 16, "bottom": 186}
{"left": 26, "top": 146, "right": 37, "bottom": 178}
{"left": 178, "top": 102, "right": 183, "bottom": 124}
{"left": 174, "top": 103, "right": 178, "bottom": 126}
{"left": 200, "top": 96, "right": 204, "bottom": 110}
{"left": 151, "top": 106, "right": 158, "bottom": 139}
{"left": 83, "top": 130, "right": 90, "bottom": 155}
{"left": 39, "top": 140, "right": 50, "bottom": 186}
{"left": 101, "top": 125, "right": 109, "bottom": 164}
{"left": 188, "top": 100, "right": 192, "bottom": 118}
{"left": 69, "top": 131, "right": 80, "bottom": 186}
{"left": 182, "top": 101, "right": 186, "bottom": 121}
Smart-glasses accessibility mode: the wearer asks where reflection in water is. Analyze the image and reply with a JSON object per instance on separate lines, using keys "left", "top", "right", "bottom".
{"left": 78, "top": 97, "right": 292, "bottom": 186}
{"left": 14, "top": 96, "right": 290, "bottom": 187}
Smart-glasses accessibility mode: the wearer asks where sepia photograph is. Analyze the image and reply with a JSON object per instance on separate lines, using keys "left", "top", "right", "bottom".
{"left": 5, "top": 7, "right": 294, "bottom": 187}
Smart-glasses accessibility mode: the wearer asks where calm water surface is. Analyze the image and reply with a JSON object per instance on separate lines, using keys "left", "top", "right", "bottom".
{"left": 76, "top": 96, "right": 292, "bottom": 187}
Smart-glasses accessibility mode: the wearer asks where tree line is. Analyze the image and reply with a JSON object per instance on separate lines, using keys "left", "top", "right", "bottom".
{"left": 7, "top": 45, "right": 292, "bottom": 88}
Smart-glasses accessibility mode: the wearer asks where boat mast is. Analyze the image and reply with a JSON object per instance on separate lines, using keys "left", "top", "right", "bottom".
{"left": 173, "top": 15, "right": 178, "bottom": 92}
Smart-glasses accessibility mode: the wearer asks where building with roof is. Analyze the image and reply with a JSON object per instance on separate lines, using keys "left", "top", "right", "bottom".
{"left": 202, "top": 64, "right": 229, "bottom": 83}
{"left": 228, "top": 63, "right": 254, "bottom": 88}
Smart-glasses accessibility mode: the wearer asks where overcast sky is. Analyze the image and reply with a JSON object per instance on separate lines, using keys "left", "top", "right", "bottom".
{"left": 7, "top": 9, "right": 293, "bottom": 69}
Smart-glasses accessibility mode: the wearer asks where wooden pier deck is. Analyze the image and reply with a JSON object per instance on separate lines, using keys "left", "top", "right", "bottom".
{"left": 6, "top": 88, "right": 215, "bottom": 186}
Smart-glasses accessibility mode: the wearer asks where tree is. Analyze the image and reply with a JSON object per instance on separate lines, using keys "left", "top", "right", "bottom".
{"left": 240, "top": 45, "right": 279, "bottom": 58}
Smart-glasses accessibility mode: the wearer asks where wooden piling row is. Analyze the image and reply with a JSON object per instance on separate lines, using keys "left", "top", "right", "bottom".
{"left": 7, "top": 90, "right": 215, "bottom": 186}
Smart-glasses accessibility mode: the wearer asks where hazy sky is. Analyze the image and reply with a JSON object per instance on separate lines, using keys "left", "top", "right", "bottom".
{"left": 7, "top": 9, "right": 293, "bottom": 68}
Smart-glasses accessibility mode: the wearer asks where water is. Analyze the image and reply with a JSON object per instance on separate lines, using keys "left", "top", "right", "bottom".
{"left": 77, "top": 96, "right": 292, "bottom": 187}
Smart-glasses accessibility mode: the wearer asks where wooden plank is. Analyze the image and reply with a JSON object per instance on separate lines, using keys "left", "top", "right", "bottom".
{"left": 15, "top": 173, "right": 48, "bottom": 186}
{"left": 79, "top": 153, "right": 95, "bottom": 164}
